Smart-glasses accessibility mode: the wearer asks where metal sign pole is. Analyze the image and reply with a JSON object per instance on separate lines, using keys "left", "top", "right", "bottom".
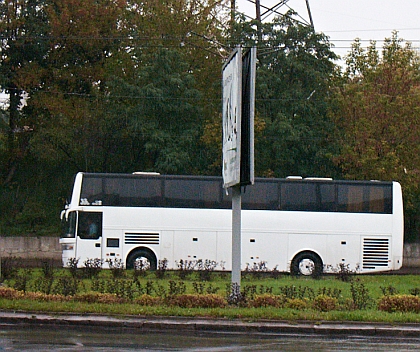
{"left": 231, "top": 185, "right": 241, "bottom": 287}
{"left": 222, "top": 46, "right": 255, "bottom": 297}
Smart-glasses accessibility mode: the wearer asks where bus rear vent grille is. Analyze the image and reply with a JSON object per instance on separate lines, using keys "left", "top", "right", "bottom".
{"left": 125, "top": 233, "right": 159, "bottom": 245}
{"left": 362, "top": 238, "right": 389, "bottom": 269}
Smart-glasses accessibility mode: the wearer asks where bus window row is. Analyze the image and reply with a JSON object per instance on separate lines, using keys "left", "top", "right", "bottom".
{"left": 80, "top": 175, "right": 393, "bottom": 214}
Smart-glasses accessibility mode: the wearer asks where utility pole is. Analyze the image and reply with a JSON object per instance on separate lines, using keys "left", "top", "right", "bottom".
{"left": 231, "top": 0, "right": 236, "bottom": 44}
{"left": 250, "top": 1, "right": 315, "bottom": 29}
{"left": 305, "top": 0, "right": 315, "bottom": 30}
{"left": 255, "top": 0, "right": 262, "bottom": 43}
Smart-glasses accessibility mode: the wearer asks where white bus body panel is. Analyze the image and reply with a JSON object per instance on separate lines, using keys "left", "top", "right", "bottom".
{"left": 60, "top": 175, "right": 404, "bottom": 274}
{"left": 84, "top": 205, "right": 400, "bottom": 273}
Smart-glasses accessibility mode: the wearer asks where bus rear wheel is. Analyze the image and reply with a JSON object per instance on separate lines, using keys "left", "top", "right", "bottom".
{"left": 291, "top": 252, "right": 323, "bottom": 278}
{"left": 126, "top": 249, "right": 157, "bottom": 270}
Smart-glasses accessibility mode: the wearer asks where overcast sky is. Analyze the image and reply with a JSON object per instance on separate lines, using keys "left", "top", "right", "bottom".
{"left": 237, "top": 0, "right": 420, "bottom": 60}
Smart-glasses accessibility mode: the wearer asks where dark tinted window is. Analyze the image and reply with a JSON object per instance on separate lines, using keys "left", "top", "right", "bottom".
{"left": 81, "top": 175, "right": 162, "bottom": 207}
{"left": 280, "top": 183, "right": 317, "bottom": 211}
{"left": 78, "top": 212, "right": 102, "bottom": 239}
{"left": 164, "top": 178, "right": 221, "bottom": 208}
{"left": 337, "top": 184, "right": 392, "bottom": 214}
{"left": 242, "top": 181, "right": 279, "bottom": 210}
{"left": 78, "top": 174, "right": 393, "bottom": 214}
{"left": 338, "top": 185, "right": 364, "bottom": 212}
{"left": 319, "top": 184, "right": 336, "bottom": 212}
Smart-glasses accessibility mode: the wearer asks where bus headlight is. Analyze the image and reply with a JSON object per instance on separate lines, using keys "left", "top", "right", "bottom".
{"left": 62, "top": 244, "right": 74, "bottom": 251}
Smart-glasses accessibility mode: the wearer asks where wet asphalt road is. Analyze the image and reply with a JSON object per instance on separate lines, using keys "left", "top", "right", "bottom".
{"left": 1, "top": 311, "right": 420, "bottom": 351}
{"left": 1, "top": 325, "right": 420, "bottom": 351}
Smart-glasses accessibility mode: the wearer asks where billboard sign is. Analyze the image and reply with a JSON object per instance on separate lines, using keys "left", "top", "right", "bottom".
{"left": 222, "top": 47, "right": 242, "bottom": 188}
{"left": 240, "top": 47, "right": 256, "bottom": 186}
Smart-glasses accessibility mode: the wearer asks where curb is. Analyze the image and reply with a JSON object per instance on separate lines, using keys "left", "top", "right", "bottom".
{"left": 1, "top": 311, "right": 419, "bottom": 338}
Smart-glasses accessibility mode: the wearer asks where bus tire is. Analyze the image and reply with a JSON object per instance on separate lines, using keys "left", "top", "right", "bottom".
{"left": 126, "top": 249, "right": 157, "bottom": 271}
{"left": 291, "top": 252, "right": 323, "bottom": 278}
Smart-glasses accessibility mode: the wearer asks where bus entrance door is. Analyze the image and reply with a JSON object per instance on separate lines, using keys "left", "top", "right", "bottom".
{"left": 75, "top": 212, "right": 103, "bottom": 264}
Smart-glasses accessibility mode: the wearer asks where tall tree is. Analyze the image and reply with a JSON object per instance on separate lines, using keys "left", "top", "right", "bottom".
{"left": 0, "top": 0, "right": 49, "bottom": 184}
{"left": 110, "top": 0, "right": 227, "bottom": 174}
{"left": 217, "top": 13, "right": 339, "bottom": 178}
{"left": 331, "top": 32, "right": 420, "bottom": 240}
{"left": 21, "top": 0, "right": 128, "bottom": 172}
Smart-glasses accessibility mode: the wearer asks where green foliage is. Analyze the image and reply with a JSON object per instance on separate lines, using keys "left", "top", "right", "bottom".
{"left": 0, "top": 2, "right": 340, "bottom": 236}
{"left": 409, "top": 288, "right": 420, "bottom": 296}
{"left": 134, "top": 294, "right": 162, "bottom": 306}
{"left": 284, "top": 298, "right": 310, "bottom": 310}
{"left": 106, "top": 258, "right": 126, "bottom": 279}
{"left": 350, "top": 280, "right": 372, "bottom": 310}
{"left": 155, "top": 258, "right": 169, "bottom": 279}
{"left": 312, "top": 295, "right": 338, "bottom": 312}
{"left": 1, "top": 267, "right": 420, "bottom": 323}
{"left": 166, "top": 294, "right": 226, "bottom": 308}
{"left": 52, "top": 276, "right": 79, "bottom": 296}
{"left": 82, "top": 258, "right": 103, "bottom": 279}
{"left": 176, "top": 259, "right": 196, "bottom": 280}
{"left": 74, "top": 292, "right": 125, "bottom": 304}
{"left": 192, "top": 282, "right": 219, "bottom": 295}
{"left": 250, "top": 294, "right": 285, "bottom": 308}
{"left": 278, "top": 285, "right": 315, "bottom": 300}
{"left": 41, "top": 259, "right": 57, "bottom": 279}
{"left": 380, "top": 285, "right": 399, "bottom": 296}
{"left": 232, "top": 15, "right": 339, "bottom": 178}
{"left": 335, "top": 263, "right": 356, "bottom": 282}
{"left": 33, "top": 276, "right": 55, "bottom": 295}
{"left": 13, "top": 269, "right": 32, "bottom": 292}
{"left": 331, "top": 32, "right": 420, "bottom": 241}
{"left": 196, "top": 259, "right": 218, "bottom": 281}
{"left": 378, "top": 295, "right": 420, "bottom": 313}
{"left": 0, "top": 256, "right": 18, "bottom": 281}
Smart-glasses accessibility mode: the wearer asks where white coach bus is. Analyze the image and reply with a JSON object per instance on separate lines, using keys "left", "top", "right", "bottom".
{"left": 59, "top": 172, "right": 404, "bottom": 276}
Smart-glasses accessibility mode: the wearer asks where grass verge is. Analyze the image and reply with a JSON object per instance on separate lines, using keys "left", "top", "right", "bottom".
{"left": 1, "top": 268, "right": 419, "bottom": 323}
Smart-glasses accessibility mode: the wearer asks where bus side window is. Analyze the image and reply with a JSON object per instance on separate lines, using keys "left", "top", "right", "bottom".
{"left": 78, "top": 212, "right": 102, "bottom": 239}
{"left": 280, "top": 183, "right": 317, "bottom": 211}
{"left": 319, "top": 184, "right": 335, "bottom": 212}
{"left": 338, "top": 185, "right": 368, "bottom": 213}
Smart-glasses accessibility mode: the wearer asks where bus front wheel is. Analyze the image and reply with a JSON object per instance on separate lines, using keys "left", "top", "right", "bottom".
{"left": 126, "top": 249, "right": 157, "bottom": 270}
{"left": 291, "top": 252, "right": 323, "bottom": 278}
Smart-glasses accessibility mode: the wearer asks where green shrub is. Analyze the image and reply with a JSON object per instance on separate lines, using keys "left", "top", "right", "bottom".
{"left": 135, "top": 294, "right": 162, "bottom": 306}
{"left": 0, "top": 256, "right": 18, "bottom": 281}
{"left": 74, "top": 292, "right": 125, "bottom": 304}
{"left": 168, "top": 280, "right": 187, "bottom": 296}
{"left": 33, "top": 276, "right": 55, "bottom": 295}
{"left": 176, "top": 259, "right": 196, "bottom": 279}
{"left": 82, "top": 258, "right": 103, "bottom": 279}
{"left": 196, "top": 259, "right": 218, "bottom": 281}
{"left": 279, "top": 285, "right": 315, "bottom": 300}
{"left": 24, "top": 291, "right": 67, "bottom": 302}
{"left": 41, "top": 259, "right": 57, "bottom": 279}
{"left": 350, "top": 280, "right": 372, "bottom": 310}
{"left": 313, "top": 295, "right": 338, "bottom": 312}
{"left": 409, "top": 288, "right": 420, "bottom": 296}
{"left": 106, "top": 259, "right": 126, "bottom": 279}
{"left": 13, "top": 269, "right": 32, "bottom": 292}
{"left": 52, "top": 277, "right": 79, "bottom": 296}
{"left": 155, "top": 259, "right": 168, "bottom": 279}
{"left": 166, "top": 294, "right": 227, "bottom": 308}
{"left": 0, "top": 286, "right": 24, "bottom": 299}
{"left": 378, "top": 295, "right": 420, "bottom": 313}
{"left": 285, "top": 298, "right": 309, "bottom": 310}
{"left": 250, "top": 294, "right": 285, "bottom": 308}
